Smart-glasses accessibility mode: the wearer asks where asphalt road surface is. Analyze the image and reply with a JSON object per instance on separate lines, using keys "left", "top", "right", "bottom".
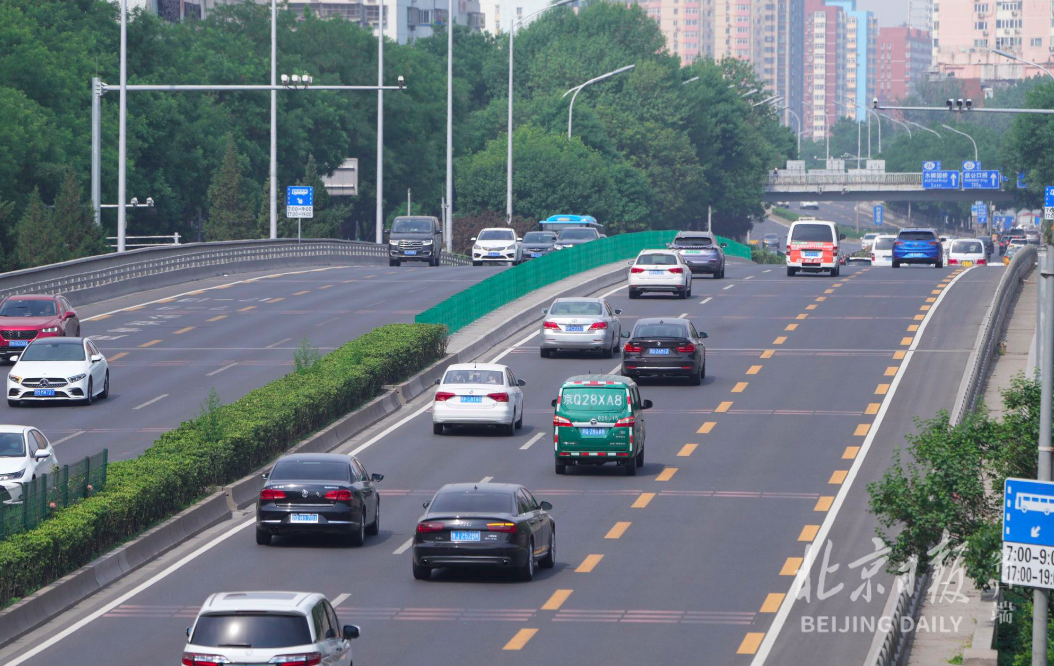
{"left": 3, "top": 259, "right": 1004, "bottom": 666}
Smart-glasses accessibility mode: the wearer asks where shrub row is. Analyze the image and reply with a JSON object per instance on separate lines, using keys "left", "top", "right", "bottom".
{"left": 0, "top": 323, "right": 447, "bottom": 607}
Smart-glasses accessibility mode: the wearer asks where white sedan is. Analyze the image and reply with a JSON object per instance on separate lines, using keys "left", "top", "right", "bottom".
{"left": 471, "top": 228, "right": 522, "bottom": 266}
{"left": 947, "top": 238, "right": 988, "bottom": 267}
{"left": 628, "top": 250, "right": 693, "bottom": 299}
{"left": 0, "top": 425, "right": 58, "bottom": 503}
{"left": 432, "top": 363, "right": 525, "bottom": 436}
{"left": 8, "top": 337, "right": 110, "bottom": 406}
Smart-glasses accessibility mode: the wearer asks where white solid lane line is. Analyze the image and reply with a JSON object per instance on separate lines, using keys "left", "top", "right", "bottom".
{"left": 699, "top": 297, "right": 713, "bottom": 305}
{"left": 491, "top": 330, "right": 540, "bottom": 364}
{"left": 763, "top": 269, "right": 772, "bottom": 273}
{"left": 51, "top": 431, "right": 85, "bottom": 446}
{"left": 520, "top": 432, "right": 545, "bottom": 450}
{"left": 678, "top": 313, "right": 688, "bottom": 319}
{"left": 265, "top": 337, "right": 293, "bottom": 349}
{"left": 744, "top": 275, "right": 755, "bottom": 280}
{"left": 348, "top": 402, "right": 433, "bottom": 458}
{"left": 599, "top": 283, "right": 627, "bottom": 299}
{"left": 722, "top": 284, "right": 734, "bottom": 290}
{"left": 392, "top": 538, "right": 414, "bottom": 555}
{"left": 132, "top": 394, "right": 168, "bottom": 410}
{"left": 206, "top": 363, "right": 238, "bottom": 377}
{"left": 608, "top": 363, "right": 622, "bottom": 375}
{"left": 750, "top": 266, "right": 976, "bottom": 666}
{"left": 480, "top": 476, "right": 494, "bottom": 483}
{"left": 331, "top": 593, "right": 351, "bottom": 607}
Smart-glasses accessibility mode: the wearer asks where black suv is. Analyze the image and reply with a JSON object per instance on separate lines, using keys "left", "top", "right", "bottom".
{"left": 388, "top": 216, "right": 443, "bottom": 266}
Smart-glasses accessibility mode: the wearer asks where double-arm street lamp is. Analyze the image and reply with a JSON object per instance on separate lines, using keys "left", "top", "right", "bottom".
{"left": 908, "top": 121, "right": 942, "bottom": 139}
{"left": 940, "top": 124, "right": 978, "bottom": 161}
{"left": 563, "top": 65, "right": 636, "bottom": 139}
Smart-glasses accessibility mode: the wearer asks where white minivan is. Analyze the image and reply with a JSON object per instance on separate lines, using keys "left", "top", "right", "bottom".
{"left": 785, "top": 219, "right": 845, "bottom": 277}
{"left": 870, "top": 234, "right": 897, "bottom": 267}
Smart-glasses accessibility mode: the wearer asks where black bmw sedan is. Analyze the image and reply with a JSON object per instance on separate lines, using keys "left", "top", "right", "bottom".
{"left": 256, "top": 453, "right": 383, "bottom": 547}
{"left": 412, "top": 483, "right": 555, "bottom": 582}
{"left": 621, "top": 317, "right": 708, "bottom": 385}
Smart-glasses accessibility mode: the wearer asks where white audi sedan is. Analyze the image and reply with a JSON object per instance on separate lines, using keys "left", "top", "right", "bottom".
{"left": 628, "top": 250, "right": 693, "bottom": 299}
{"left": 432, "top": 363, "right": 526, "bottom": 436}
{"left": 0, "top": 425, "right": 58, "bottom": 502}
{"left": 8, "top": 337, "right": 109, "bottom": 406}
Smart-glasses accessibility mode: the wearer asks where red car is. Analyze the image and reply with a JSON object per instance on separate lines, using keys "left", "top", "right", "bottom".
{"left": 0, "top": 295, "right": 80, "bottom": 359}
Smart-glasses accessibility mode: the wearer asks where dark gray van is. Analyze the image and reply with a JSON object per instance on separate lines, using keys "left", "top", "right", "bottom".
{"left": 388, "top": 216, "right": 443, "bottom": 267}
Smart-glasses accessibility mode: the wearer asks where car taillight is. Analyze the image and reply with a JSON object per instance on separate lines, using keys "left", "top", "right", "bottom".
{"left": 267, "top": 653, "right": 321, "bottom": 666}
{"left": 259, "top": 488, "right": 286, "bottom": 501}
{"left": 630, "top": 267, "right": 645, "bottom": 274}
{"left": 434, "top": 391, "right": 455, "bottom": 401}
{"left": 623, "top": 343, "right": 642, "bottom": 353}
{"left": 927, "top": 241, "right": 940, "bottom": 246}
{"left": 871, "top": 253, "right": 876, "bottom": 261}
{"left": 543, "top": 321, "right": 560, "bottom": 329}
{"left": 589, "top": 321, "right": 608, "bottom": 330}
{"left": 676, "top": 343, "right": 696, "bottom": 353}
{"left": 486, "top": 522, "right": 517, "bottom": 533}
{"left": 668, "top": 267, "right": 684, "bottom": 273}
{"left": 786, "top": 245, "right": 791, "bottom": 253}
{"left": 417, "top": 521, "right": 445, "bottom": 533}
{"left": 554, "top": 415, "right": 573, "bottom": 427}
{"left": 183, "top": 654, "right": 230, "bottom": 666}
{"left": 948, "top": 258, "right": 958, "bottom": 264}
{"left": 487, "top": 392, "right": 509, "bottom": 402}
{"left": 615, "top": 416, "right": 635, "bottom": 427}
{"left": 894, "top": 241, "right": 904, "bottom": 246}
{"left": 978, "top": 259, "right": 986, "bottom": 265}
{"left": 325, "top": 489, "right": 353, "bottom": 501}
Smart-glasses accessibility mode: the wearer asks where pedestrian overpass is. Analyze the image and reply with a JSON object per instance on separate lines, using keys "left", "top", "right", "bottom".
{"left": 763, "top": 172, "right": 1017, "bottom": 203}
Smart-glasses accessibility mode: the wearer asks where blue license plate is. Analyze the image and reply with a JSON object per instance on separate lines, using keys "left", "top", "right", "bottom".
{"left": 580, "top": 427, "right": 606, "bottom": 437}
{"left": 648, "top": 348, "right": 671, "bottom": 355}
{"left": 804, "top": 251, "right": 821, "bottom": 257}
{"left": 404, "top": 250, "right": 417, "bottom": 255}
{"left": 565, "top": 325, "right": 583, "bottom": 332}
{"left": 649, "top": 270, "right": 664, "bottom": 275}
{"left": 451, "top": 531, "right": 481, "bottom": 542}
{"left": 8, "top": 341, "right": 28, "bottom": 347}
{"left": 488, "top": 252, "right": 500, "bottom": 257}
{"left": 531, "top": 253, "right": 541, "bottom": 258}
{"left": 907, "top": 253, "right": 926, "bottom": 258}
{"left": 460, "top": 396, "right": 482, "bottom": 403}
{"left": 33, "top": 389, "right": 55, "bottom": 397}
{"left": 290, "top": 514, "right": 318, "bottom": 524}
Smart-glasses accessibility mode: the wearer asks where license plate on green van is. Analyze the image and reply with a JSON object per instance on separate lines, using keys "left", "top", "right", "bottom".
{"left": 580, "top": 427, "right": 606, "bottom": 437}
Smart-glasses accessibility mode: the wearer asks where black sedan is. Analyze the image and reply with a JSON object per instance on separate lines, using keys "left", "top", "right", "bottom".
{"left": 621, "top": 317, "right": 707, "bottom": 385}
{"left": 520, "top": 231, "right": 558, "bottom": 260}
{"left": 412, "top": 482, "right": 555, "bottom": 582}
{"left": 256, "top": 453, "right": 383, "bottom": 547}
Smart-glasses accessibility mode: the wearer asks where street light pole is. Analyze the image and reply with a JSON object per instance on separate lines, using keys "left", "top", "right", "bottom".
{"left": 91, "top": 77, "right": 101, "bottom": 226}
{"left": 779, "top": 107, "right": 802, "bottom": 158}
{"left": 908, "top": 121, "right": 942, "bottom": 138}
{"left": 564, "top": 64, "right": 636, "bottom": 139}
{"left": 445, "top": 2, "right": 453, "bottom": 251}
{"left": 269, "top": 0, "right": 277, "bottom": 240}
{"left": 878, "top": 112, "right": 912, "bottom": 138}
{"left": 940, "top": 124, "right": 978, "bottom": 161}
{"left": 118, "top": 0, "right": 127, "bottom": 253}
{"left": 376, "top": 19, "right": 384, "bottom": 244}
{"left": 990, "top": 48, "right": 1054, "bottom": 81}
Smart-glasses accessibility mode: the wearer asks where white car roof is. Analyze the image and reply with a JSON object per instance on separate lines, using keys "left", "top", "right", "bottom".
{"left": 637, "top": 249, "right": 679, "bottom": 256}
{"left": 445, "top": 363, "right": 509, "bottom": 373}
{"left": 0, "top": 425, "right": 28, "bottom": 435}
{"left": 876, "top": 234, "right": 896, "bottom": 239}
{"left": 477, "top": 227, "right": 515, "bottom": 234}
{"left": 199, "top": 591, "right": 322, "bottom": 615}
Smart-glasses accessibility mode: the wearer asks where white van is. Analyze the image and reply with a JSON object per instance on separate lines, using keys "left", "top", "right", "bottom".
{"left": 870, "top": 234, "right": 897, "bottom": 267}
{"left": 786, "top": 219, "right": 845, "bottom": 277}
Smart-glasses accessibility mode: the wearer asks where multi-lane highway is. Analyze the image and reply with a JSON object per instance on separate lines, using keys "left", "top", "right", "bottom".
{"left": 13, "top": 264, "right": 495, "bottom": 463}
{"left": 2, "top": 258, "right": 1004, "bottom": 666}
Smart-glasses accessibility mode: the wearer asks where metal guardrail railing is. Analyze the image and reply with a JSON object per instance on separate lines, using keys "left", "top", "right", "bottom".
{"left": 0, "top": 450, "right": 108, "bottom": 541}
{"left": 768, "top": 173, "right": 924, "bottom": 187}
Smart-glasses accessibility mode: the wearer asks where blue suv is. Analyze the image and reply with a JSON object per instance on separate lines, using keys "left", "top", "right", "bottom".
{"left": 892, "top": 228, "right": 943, "bottom": 268}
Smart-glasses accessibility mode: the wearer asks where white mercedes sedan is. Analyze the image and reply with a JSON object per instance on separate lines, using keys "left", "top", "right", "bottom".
{"left": 8, "top": 337, "right": 110, "bottom": 406}
{"left": 432, "top": 363, "right": 526, "bottom": 436}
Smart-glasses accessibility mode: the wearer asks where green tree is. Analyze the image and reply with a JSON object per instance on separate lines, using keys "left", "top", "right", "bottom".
{"left": 53, "top": 167, "right": 107, "bottom": 259}
{"left": 13, "top": 188, "right": 62, "bottom": 269}
{"left": 205, "top": 137, "right": 252, "bottom": 241}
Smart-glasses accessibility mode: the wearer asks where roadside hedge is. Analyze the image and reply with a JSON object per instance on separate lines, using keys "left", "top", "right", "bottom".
{"left": 0, "top": 323, "right": 446, "bottom": 607}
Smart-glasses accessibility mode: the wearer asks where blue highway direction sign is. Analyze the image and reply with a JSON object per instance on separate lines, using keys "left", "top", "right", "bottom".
{"left": 962, "top": 170, "right": 1001, "bottom": 190}
{"left": 922, "top": 170, "right": 960, "bottom": 189}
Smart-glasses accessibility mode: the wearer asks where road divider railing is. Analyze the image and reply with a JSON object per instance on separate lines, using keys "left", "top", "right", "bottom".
{"left": 0, "top": 450, "right": 108, "bottom": 541}
{"left": 0, "top": 324, "right": 446, "bottom": 610}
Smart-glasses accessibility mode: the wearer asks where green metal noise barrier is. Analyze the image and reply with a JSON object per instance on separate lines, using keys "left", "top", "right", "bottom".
{"left": 0, "top": 449, "right": 108, "bottom": 541}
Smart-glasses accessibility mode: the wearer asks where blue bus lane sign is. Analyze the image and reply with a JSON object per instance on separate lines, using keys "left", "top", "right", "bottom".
{"left": 1002, "top": 478, "right": 1054, "bottom": 589}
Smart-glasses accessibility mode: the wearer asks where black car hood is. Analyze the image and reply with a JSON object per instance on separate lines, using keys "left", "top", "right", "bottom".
{"left": 523, "top": 244, "right": 554, "bottom": 250}
{"left": 558, "top": 238, "right": 594, "bottom": 245}
{"left": 389, "top": 232, "right": 434, "bottom": 240}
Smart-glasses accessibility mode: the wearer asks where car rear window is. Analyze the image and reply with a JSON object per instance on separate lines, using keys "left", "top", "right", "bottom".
{"left": 636, "top": 254, "right": 678, "bottom": 265}
{"left": 550, "top": 301, "right": 603, "bottom": 316}
{"left": 442, "top": 369, "right": 504, "bottom": 385}
{"left": 634, "top": 323, "right": 689, "bottom": 338}
{"left": 269, "top": 461, "right": 350, "bottom": 482}
{"left": 560, "top": 387, "right": 627, "bottom": 411}
{"left": 951, "top": 240, "right": 983, "bottom": 254}
{"left": 874, "top": 237, "right": 895, "bottom": 250}
{"left": 790, "top": 223, "right": 834, "bottom": 243}
{"left": 192, "top": 613, "right": 312, "bottom": 648}
{"left": 429, "top": 491, "right": 514, "bottom": 514}
{"left": 899, "top": 231, "right": 937, "bottom": 241}
{"left": 674, "top": 236, "right": 713, "bottom": 247}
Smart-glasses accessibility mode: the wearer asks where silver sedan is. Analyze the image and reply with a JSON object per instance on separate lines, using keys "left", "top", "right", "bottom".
{"left": 539, "top": 297, "right": 623, "bottom": 358}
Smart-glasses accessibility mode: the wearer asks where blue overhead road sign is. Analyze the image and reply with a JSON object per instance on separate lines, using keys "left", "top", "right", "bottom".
{"left": 922, "top": 161, "right": 941, "bottom": 172}
{"left": 922, "top": 170, "right": 960, "bottom": 189}
{"left": 873, "top": 205, "right": 883, "bottom": 225}
{"left": 962, "top": 160, "right": 982, "bottom": 171}
{"left": 962, "top": 170, "right": 1001, "bottom": 190}
{"left": 996, "top": 215, "right": 1015, "bottom": 230}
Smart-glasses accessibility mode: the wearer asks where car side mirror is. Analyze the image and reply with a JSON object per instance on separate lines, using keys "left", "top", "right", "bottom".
{"left": 470, "top": 237, "right": 477, "bottom": 242}
{"left": 540, "top": 501, "right": 553, "bottom": 511}
{"left": 422, "top": 500, "right": 430, "bottom": 508}
{"left": 720, "top": 242, "right": 728, "bottom": 248}
{"left": 343, "top": 625, "right": 360, "bottom": 640}
{"left": 614, "top": 309, "right": 622, "bottom": 315}
{"left": 34, "top": 450, "right": 50, "bottom": 461}
{"left": 64, "top": 311, "right": 77, "bottom": 320}
{"left": 518, "top": 379, "right": 527, "bottom": 387}
{"left": 517, "top": 237, "right": 523, "bottom": 242}
{"left": 699, "top": 332, "right": 708, "bottom": 339}
{"left": 839, "top": 233, "right": 847, "bottom": 240}
{"left": 371, "top": 473, "right": 384, "bottom": 482}
{"left": 665, "top": 243, "right": 672, "bottom": 248}
{"left": 621, "top": 331, "right": 630, "bottom": 338}
{"left": 551, "top": 398, "right": 558, "bottom": 407}
{"left": 642, "top": 399, "right": 653, "bottom": 409}
{"left": 187, "top": 627, "right": 192, "bottom": 638}
{"left": 261, "top": 471, "right": 269, "bottom": 480}
{"left": 627, "top": 261, "right": 634, "bottom": 266}
{"left": 8, "top": 355, "right": 17, "bottom": 363}
{"left": 541, "top": 308, "right": 547, "bottom": 315}
{"left": 90, "top": 354, "right": 102, "bottom": 364}
{"left": 434, "top": 378, "right": 441, "bottom": 385}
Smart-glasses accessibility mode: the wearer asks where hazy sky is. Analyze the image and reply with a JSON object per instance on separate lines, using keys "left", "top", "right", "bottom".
{"left": 858, "top": 0, "right": 910, "bottom": 30}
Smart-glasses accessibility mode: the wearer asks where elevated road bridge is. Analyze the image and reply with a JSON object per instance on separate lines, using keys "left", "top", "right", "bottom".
{"left": 763, "top": 172, "right": 1017, "bottom": 203}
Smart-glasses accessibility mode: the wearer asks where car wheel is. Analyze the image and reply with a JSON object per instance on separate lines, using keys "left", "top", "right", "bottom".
{"left": 366, "top": 500, "right": 380, "bottom": 536}
{"left": 412, "top": 562, "right": 432, "bottom": 580}
{"left": 892, "top": 260, "right": 900, "bottom": 268}
{"left": 628, "top": 288, "right": 640, "bottom": 299}
{"left": 515, "top": 407, "right": 523, "bottom": 429}
{"left": 517, "top": 539, "right": 535, "bottom": 581}
{"left": 555, "top": 460, "right": 567, "bottom": 475}
{"left": 624, "top": 456, "right": 638, "bottom": 476}
{"left": 686, "top": 283, "right": 692, "bottom": 298}
{"left": 84, "top": 379, "right": 94, "bottom": 406}
{"left": 539, "top": 529, "right": 556, "bottom": 569}
{"left": 636, "top": 449, "right": 644, "bottom": 467}
{"left": 831, "top": 265, "right": 840, "bottom": 277}
{"left": 689, "top": 368, "right": 702, "bottom": 385}
{"left": 540, "top": 347, "right": 551, "bottom": 358}
{"left": 348, "top": 509, "right": 366, "bottom": 547}
{"left": 100, "top": 371, "right": 109, "bottom": 399}
{"left": 787, "top": 267, "right": 797, "bottom": 277}
{"left": 472, "top": 261, "right": 481, "bottom": 267}
{"left": 503, "top": 419, "right": 515, "bottom": 437}
{"left": 255, "top": 528, "right": 271, "bottom": 546}
{"left": 936, "top": 258, "right": 943, "bottom": 268}
{"left": 678, "top": 287, "right": 688, "bottom": 299}
{"left": 6, "top": 400, "right": 17, "bottom": 408}
{"left": 700, "top": 360, "right": 706, "bottom": 379}
{"left": 389, "top": 259, "right": 400, "bottom": 267}
{"left": 602, "top": 343, "right": 614, "bottom": 359}
{"left": 433, "top": 422, "right": 444, "bottom": 435}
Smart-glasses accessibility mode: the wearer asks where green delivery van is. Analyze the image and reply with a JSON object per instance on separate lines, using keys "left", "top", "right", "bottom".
{"left": 551, "top": 374, "right": 652, "bottom": 476}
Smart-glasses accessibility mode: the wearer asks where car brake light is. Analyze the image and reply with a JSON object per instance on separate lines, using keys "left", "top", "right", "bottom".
{"left": 325, "top": 489, "right": 353, "bottom": 501}
{"left": 948, "top": 258, "right": 958, "bottom": 265}
{"left": 543, "top": 321, "right": 560, "bottom": 329}
{"left": 589, "top": 321, "right": 608, "bottom": 330}
{"left": 259, "top": 488, "right": 286, "bottom": 501}
{"left": 417, "top": 521, "right": 445, "bottom": 533}
{"left": 630, "top": 267, "right": 645, "bottom": 274}
{"left": 676, "top": 343, "right": 696, "bottom": 353}
{"left": 623, "top": 343, "right": 642, "bottom": 353}
{"left": 894, "top": 241, "right": 904, "bottom": 246}
{"left": 668, "top": 267, "right": 684, "bottom": 274}
{"left": 870, "top": 253, "right": 875, "bottom": 261}
{"left": 927, "top": 241, "right": 940, "bottom": 246}
{"left": 487, "top": 392, "right": 509, "bottom": 402}
{"left": 554, "top": 415, "right": 572, "bottom": 427}
{"left": 434, "top": 391, "right": 455, "bottom": 401}
{"left": 978, "top": 259, "right": 986, "bottom": 265}
{"left": 183, "top": 654, "right": 230, "bottom": 666}
{"left": 267, "top": 653, "right": 322, "bottom": 666}
{"left": 486, "top": 522, "right": 517, "bottom": 532}
{"left": 615, "top": 416, "right": 635, "bottom": 427}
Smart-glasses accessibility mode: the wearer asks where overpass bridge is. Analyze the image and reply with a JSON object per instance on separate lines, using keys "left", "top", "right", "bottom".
{"left": 763, "top": 172, "right": 1018, "bottom": 203}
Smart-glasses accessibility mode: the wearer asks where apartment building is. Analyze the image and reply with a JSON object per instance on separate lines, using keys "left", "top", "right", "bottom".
{"left": 804, "top": 0, "right": 846, "bottom": 140}
{"left": 876, "top": 27, "right": 931, "bottom": 100}
{"left": 632, "top": 0, "right": 710, "bottom": 62}
{"left": 932, "top": 0, "right": 1054, "bottom": 79}
{"left": 824, "top": 0, "right": 875, "bottom": 121}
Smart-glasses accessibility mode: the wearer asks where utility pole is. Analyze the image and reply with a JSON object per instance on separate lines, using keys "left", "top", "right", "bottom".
{"left": 407, "top": 188, "right": 411, "bottom": 216}
{"left": 1037, "top": 243, "right": 1054, "bottom": 666}
{"left": 269, "top": 0, "right": 277, "bottom": 239}
{"left": 91, "top": 77, "right": 101, "bottom": 226}
{"left": 375, "top": 20, "right": 384, "bottom": 244}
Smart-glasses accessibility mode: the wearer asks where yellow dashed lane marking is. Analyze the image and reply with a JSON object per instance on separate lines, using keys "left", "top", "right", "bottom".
{"left": 824, "top": 289, "right": 834, "bottom": 294}
{"left": 632, "top": 493, "right": 655, "bottom": 508}
{"left": 806, "top": 304, "right": 817, "bottom": 310}
{"left": 854, "top": 424, "right": 871, "bottom": 436}
{"left": 746, "top": 365, "right": 762, "bottom": 375}
{"left": 815, "top": 296, "right": 826, "bottom": 302}
{"left": 139, "top": 340, "right": 162, "bottom": 348}
{"left": 780, "top": 558, "right": 803, "bottom": 575}
{"left": 125, "top": 305, "right": 145, "bottom": 312}
{"left": 293, "top": 290, "right": 310, "bottom": 296}
{"left": 833, "top": 282, "right": 844, "bottom": 287}
{"left": 760, "top": 349, "right": 775, "bottom": 358}
{"left": 156, "top": 298, "right": 176, "bottom": 304}
{"left": 829, "top": 470, "right": 848, "bottom": 484}
{"left": 93, "top": 314, "right": 112, "bottom": 321}
{"left": 266, "top": 297, "right": 285, "bottom": 304}
{"left": 785, "top": 324, "right": 798, "bottom": 332}
{"left": 697, "top": 421, "right": 716, "bottom": 434}
{"left": 542, "top": 590, "right": 573, "bottom": 611}
{"left": 173, "top": 327, "right": 194, "bottom": 335}
{"left": 656, "top": 467, "right": 678, "bottom": 481}
{"left": 926, "top": 297, "right": 936, "bottom": 303}
{"left": 914, "top": 314, "right": 925, "bottom": 321}
{"left": 843, "top": 446, "right": 860, "bottom": 459}
{"left": 108, "top": 352, "right": 128, "bottom": 362}
{"left": 931, "top": 289, "right": 942, "bottom": 295}
{"left": 715, "top": 401, "right": 733, "bottom": 413}
{"left": 213, "top": 284, "right": 232, "bottom": 290}
{"left": 732, "top": 382, "right": 748, "bottom": 393}
{"left": 814, "top": 496, "right": 834, "bottom": 512}
{"left": 576, "top": 554, "right": 604, "bottom": 573}
{"left": 907, "top": 324, "right": 919, "bottom": 332}
{"left": 900, "top": 337, "right": 913, "bottom": 346}
{"left": 605, "top": 522, "right": 632, "bottom": 539}
{"left": 920, "top": 305, "right": 931, "bottom": 311}
{"left": 865, "top": 403, "right": 880, "bottom": 415}
{"left": 796, "top": 313, "right": 808, "bottom": 320}
{"left": 207, "top": 315, "right": 227, "bottom": 322}
{"left": 773, "top": 336, "right": 787, "bottom": 345}
{"left": 238, "top": 306, "right": 256, "bottom": 312}
{"left": 876, "top": 383, "right": 890, "bottom": 395}
{"left": 677, "top": 444, "right": 697, "bottom": 457}
{"left": 737, "top": 633, "right": 766, "bottom": 655}
{"left": 760, "top": 593, "right": 785, "bottom": 613}
{"left": 503, "top": 628, "right": 538, "bottom": 651}
{"left": 893, "top": 351, "right": 906, "bottom": 360}
{"left": 798, "top": 525, "right": 820, "bottom": 542}
{"left": 884, "top": 367, "right": 898, "bottom": 376}
{"left": 187, "top": 290, "right": 205, "bottom": 295}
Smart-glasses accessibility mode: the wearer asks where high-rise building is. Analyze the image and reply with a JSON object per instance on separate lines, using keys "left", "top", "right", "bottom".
{"left": 907, "top": 0, "right": 931, "bottom": 33}
{"left": 632, "top": 0, "right": 708, "bottom": 63}
{"left": 804, "top": 0, "right": 846, "bottom": 140}
{"left": 876, "top": 27, "right": 931, "bottom": 100}
{"left": 824, "top": 0, "right": 875, "bottom": 121}
{"left": 777, "top": 0, "right": 805, "bottom": 137}
{"left": 932, "top": 0, "right": 1054, "bottom": 79}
